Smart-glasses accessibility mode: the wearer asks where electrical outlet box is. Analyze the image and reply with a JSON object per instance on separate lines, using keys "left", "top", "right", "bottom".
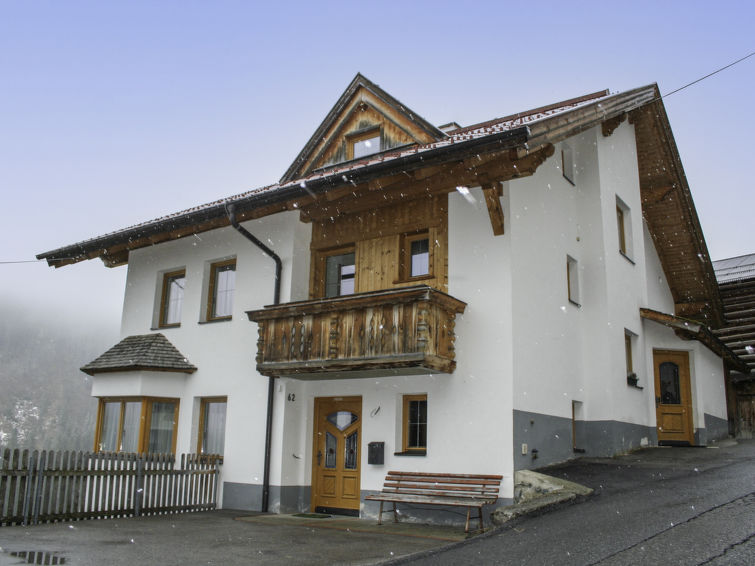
{"left": 521, "top": 443, "right": 528, "bottom": 455}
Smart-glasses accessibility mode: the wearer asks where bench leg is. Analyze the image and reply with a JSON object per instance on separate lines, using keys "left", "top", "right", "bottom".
{"left": 477, "top": 506, "right": 484, "bottom": 533}
{"left": 377, "top": 502, "right": 384, "bottom": 525}
{"left": 392, "top": 501, "right": 398, "bottom": 523}
{"left": 465, "top": 508, "right": 471, "bottom": 533}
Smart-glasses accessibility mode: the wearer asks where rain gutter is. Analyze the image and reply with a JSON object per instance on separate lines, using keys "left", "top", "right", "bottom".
{"left": 225, "top": 202, "right": 281, "bottom": 513}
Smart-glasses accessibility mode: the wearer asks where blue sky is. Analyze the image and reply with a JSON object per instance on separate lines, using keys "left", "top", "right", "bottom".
{"left": 1, "top": 0, "right": 753, "bottom": 329}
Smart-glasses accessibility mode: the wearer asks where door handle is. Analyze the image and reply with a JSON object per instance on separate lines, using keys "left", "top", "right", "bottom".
{"left": 317, "top": 450, "right": 322, "bottom": 466}
{"left": 655, "top": 396, "right": 660, "bottom": 408}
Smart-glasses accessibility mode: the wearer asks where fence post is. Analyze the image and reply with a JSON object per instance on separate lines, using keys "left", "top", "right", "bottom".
{"left": 134, "top": 457, "right": 144, "bottom": 517}
{"left": 31, "top": 450, "right": 47, "bottom": 525}
{"left": 21, "top": 451, "right": 37, "bottom": 526}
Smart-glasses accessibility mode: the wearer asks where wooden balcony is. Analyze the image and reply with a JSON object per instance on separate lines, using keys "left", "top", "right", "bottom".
{"left": 246, "top": 286, "right": 466, "bottom": 379}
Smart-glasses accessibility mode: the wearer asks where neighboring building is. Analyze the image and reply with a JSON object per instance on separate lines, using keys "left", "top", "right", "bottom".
{"left": 714, "top": 254, "right": 755, "bottom": 437}
{"left": 38, "top": 74, "right": 749, "bottom": 521}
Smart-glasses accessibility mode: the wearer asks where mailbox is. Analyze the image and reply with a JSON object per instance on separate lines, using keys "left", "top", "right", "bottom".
{"left": 367, "top": 442, "right": 384, "bottom": 465}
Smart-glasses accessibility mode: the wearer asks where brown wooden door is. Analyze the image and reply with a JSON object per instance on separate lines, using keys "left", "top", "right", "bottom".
{"left": 311, "top": 396, "right": 362, "bottom": 515}
{"left": 653, "top": 350, "right": 694, "bottom": 445}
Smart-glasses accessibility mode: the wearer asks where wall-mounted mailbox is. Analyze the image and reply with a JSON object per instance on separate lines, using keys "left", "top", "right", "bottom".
{"left": 368, "top": 442, "right": 384, "bottom": 465}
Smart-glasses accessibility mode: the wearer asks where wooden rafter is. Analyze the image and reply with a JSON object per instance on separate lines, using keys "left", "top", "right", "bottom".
{"left": 481, "top": 183, "right": 504, "bottom": 236}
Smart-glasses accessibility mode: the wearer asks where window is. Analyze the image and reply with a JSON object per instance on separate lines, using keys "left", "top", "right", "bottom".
{"left": 159, "top": 270, "right": 185, "bottom": 327}
{"left": 402, "top": 394, "right": 427, "bottom": 453}
{"left": 348, "top": 128, "right": 381, "bottom": 160}
{"left": 566, "top": 255, "right": 579, "bottom": 305}
{"left": 197, "top": 397, "right": 227, "bottom": 455}
{"left": 324, "top": 250, "right": 356, "bottom": 298}
{"left": 207, "top": 259, "right": 236, "bottom": 321}
{"left": 398, "top": 232, "right": 432, "bottom": 282}
{"left": 95, "top": 397, "right": 179, "bottom": 454}
{"left": 562, "top": 143, "right": 575, "bottom": 185}
{"left": 616, "top": 196, "right": 633, "bottom": 260}
{"left": 624, "top": 332, "right": 633, "bottom": 376}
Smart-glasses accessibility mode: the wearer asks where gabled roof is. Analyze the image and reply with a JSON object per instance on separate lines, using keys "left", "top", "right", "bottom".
{"left": 81, "top": 333, "right": 197, "bottom": 376}
{"left": 280, "top": 73, "right": 446, "bottom": 183}
{"left": 36, "top": 77, "right": 722, "bottom": 325}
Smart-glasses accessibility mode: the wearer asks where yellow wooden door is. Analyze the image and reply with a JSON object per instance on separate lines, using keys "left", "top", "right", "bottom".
{"left": 653, "top": 350, "right": 694, "bottom": 445}
{"left": 311, "top": 396, "right": 362, "bottom": 515}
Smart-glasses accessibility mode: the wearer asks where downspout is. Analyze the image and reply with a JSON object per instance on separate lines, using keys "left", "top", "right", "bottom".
{"left": 225, "top": 203, "right": 281, "bottom": 513}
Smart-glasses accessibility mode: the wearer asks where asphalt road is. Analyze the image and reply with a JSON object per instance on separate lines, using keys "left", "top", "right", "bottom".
{"left": 396, "top": 440, "right": 755, "bottom": 566}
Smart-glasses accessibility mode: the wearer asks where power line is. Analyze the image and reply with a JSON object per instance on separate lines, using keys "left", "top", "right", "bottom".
{"left": 661, "top": 51, "right": 755, "bottom": 99}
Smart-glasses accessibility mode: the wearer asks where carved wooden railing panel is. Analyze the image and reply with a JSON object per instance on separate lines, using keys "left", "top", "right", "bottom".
{"left": 247, "top": 286, "right": 466, "bottom": 378}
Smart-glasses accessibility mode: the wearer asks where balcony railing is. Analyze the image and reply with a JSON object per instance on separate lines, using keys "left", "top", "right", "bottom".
{"left": 246, "top": 286, "right": 466, "bottom": 379}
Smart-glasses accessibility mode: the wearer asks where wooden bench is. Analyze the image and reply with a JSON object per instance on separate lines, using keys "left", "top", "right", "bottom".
{"left": 365, "top": 471, "right": 503, "bottom": 533}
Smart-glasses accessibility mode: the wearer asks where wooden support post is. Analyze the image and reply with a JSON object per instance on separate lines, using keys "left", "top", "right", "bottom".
{"left": 482, "top": 182, "right": 505, "bottom": 236}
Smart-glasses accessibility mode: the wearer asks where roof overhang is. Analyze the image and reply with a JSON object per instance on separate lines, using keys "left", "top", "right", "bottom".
{"left": 640, "top": 308, "right": 749, "bottom": 373}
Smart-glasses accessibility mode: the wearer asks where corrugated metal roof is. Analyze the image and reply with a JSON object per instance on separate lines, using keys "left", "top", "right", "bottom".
{"left": 713, "top": 253, "right": 755, "bottom": 283}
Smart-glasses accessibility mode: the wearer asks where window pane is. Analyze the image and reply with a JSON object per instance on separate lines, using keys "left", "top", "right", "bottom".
{"left": 212, "top": 263, "right": 235, "bottom": 318}
{"left": 407, "top": 399, "right": 427, "bottom": 449}
{"left": 410, "top": 239, "right": 430, "bottom": 277}
{"left": 202, "top": 401, "right": 227, "bottom": 455}
{"left": 325, "top": 252, "right": 355, "bottom": 298}
{"left": 327, "top": 411, "right": 358, "bottom": 431}
{"left": 121, "top": 402, "right": 141, "bottom": 452}
{"left": 148, "top": 401, "right": 176, "bottom": 453}
{"left": 344, "top": 431, "right": 358, "bottom": 470}
{"left": 659, "top": 362, "right": 681, "bottom": 405}
{"left": 325, "top": 432, "right": 337, "bottom": 469}
{"left": 99, "top": 402, "right": 120, "bottom": 452}
{"left": 163, "top": 274, "right": 185, "bottom": 325}
{"left": 353, "top": 135, "right": 380, "bottom": 159}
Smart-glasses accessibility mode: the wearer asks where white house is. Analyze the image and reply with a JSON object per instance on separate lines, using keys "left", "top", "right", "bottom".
{"left": 38, "top": 74, "right": 746, "bottom": 521}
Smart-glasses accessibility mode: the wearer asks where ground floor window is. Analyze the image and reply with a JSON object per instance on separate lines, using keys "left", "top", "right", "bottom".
{"left": 95, "top": 397, "right": 179, "bottom": 454}
{"left": 402, "top": 394, "right": 427, "bottom": 454}
{"left": 197, "top": 397, "right": 227, "bottom": 455}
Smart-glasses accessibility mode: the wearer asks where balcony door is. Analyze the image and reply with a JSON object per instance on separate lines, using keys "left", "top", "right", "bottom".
{"left": 653, "top": 350, "right": 694, "bottom": 445}
{"left": 311, "top": 396, "right": 362, "bottom": 516}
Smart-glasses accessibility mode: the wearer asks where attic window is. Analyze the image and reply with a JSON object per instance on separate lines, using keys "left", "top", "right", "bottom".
{"left": 348, "top": 128, "right": 381, "bottom": 160}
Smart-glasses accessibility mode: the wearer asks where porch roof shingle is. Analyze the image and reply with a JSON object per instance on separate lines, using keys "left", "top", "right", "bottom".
{"left": 81, "top": 333, "right": 197, "bottom": 376}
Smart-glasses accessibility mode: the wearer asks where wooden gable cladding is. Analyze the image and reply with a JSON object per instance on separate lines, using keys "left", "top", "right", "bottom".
{"left": 295, "top": 85, "right": 441, "bottom": 178}
{"left": 309, "top": 196, "right": 448, "bottom": 298}
{"left": 630, "top": 101, "right": 723, "bottom": 326}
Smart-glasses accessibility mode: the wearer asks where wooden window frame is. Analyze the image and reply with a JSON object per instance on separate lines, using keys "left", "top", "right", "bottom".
{"left": 624, "top": 332, "right": 633, "bottom": 376}
{"left": 206, "top": 258, "right": 236, "bottom": 322}
{"left": 159, "top": 269, "right": 186, "bottom": 328}
{"left": 197, "top": 396, "right": 227, "bottom": 455}
{"left": 398, "top": 231, "right": 433, "bottom": 283}
{"left": 94, "top": 396, "right": 179, "bottom": 454}
{"left": 401, "top": 394, "right": 428, "bottom": 454}
{"left": 347, "top": 127, "right": 381, "bottom": 161}
{"left": 312, "top": 245, "right": 356, "bottom": 299}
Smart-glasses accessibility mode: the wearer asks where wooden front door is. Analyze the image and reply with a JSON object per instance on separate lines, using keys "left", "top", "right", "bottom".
{"left": 312, "top": 396, "right": 362, "bottom": 515}
{"left": 653, "top": 350, "right": 694, "bottom": 445}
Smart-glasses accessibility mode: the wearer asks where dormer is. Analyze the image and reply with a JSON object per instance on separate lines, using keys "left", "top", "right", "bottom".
{"left": 280, "top": 73, "right": 446, "bottom": 183}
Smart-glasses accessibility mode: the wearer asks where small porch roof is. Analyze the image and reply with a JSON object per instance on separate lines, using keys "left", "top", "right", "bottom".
{"left": 81, "top": 333, "right": 197, "bottom": 376}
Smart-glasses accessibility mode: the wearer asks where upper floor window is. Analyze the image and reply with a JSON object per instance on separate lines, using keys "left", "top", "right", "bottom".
{"left": 348, "top": 128, "right": 381, "bottom": 160}
{"left": 562, "top": 143, "right": 575, "bottom": 185}
{"left": 399, "top": 232, "right": 432, "bottom": 281}
{"left": 207, "top": 259, "right": 236, "bottom": 320}
{"left": 616, "top": 196, "right": 633, "bottom": 260}
{"left": 566, "top": 255, "right": 580, "bottom": 305}
{"left": 325, "top": 250, "right": 356, "bottom": 298}
{"left": 159, "top": 270, "right": 185, "bottom": 327}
